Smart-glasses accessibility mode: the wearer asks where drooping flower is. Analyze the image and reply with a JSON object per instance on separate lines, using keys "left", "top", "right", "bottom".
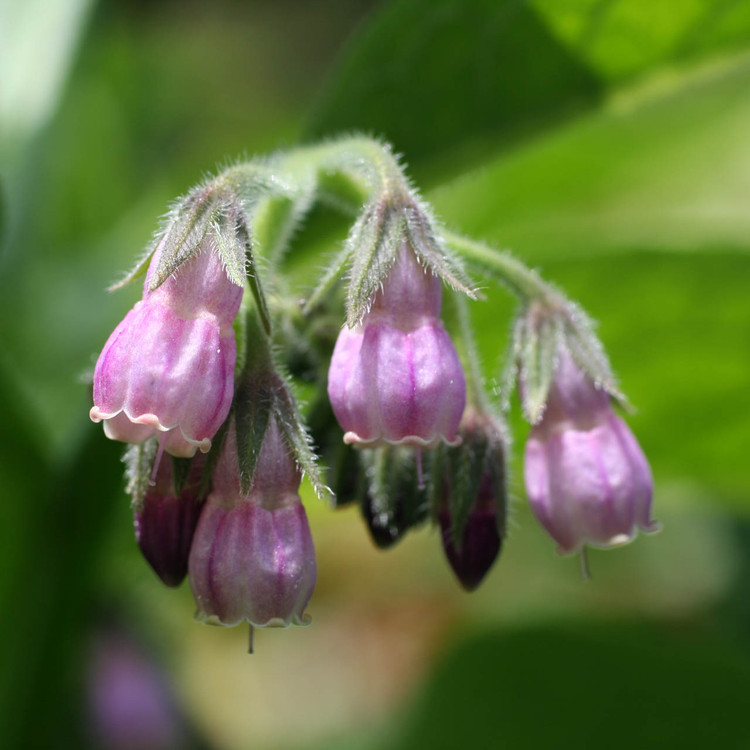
{"left": 327, "top": 245, "right": 466, "bottom": 447}
{"left": 524, "top": 347, "right": 657, "bottom": 555}
{"left": 90, "top": 239, "right": 243, "bottom": 457}
{"left": 188, "top": 417, "right": 317, "bottom": 628}
{"left": 134, "top": 453, "right": 205, "bottom": 588}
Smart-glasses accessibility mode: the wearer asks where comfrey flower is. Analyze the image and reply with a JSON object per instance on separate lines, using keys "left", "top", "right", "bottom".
{"left": 134, "top": 452, "right": 205, "bottom": 588}
{"left": 90, "top": 238, "right": 243, "bottom": 457}
{"left": 328, "top": 245, "right": 466, "bottom": 447}
{"left": 524, "top": 347, "right": 657, "bottom": 555}
{"left": 188, "top": 417, "right": 317, "bottom": 628}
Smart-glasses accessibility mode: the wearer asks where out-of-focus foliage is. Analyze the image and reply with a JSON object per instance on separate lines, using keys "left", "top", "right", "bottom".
{"left": 1, "top": 0, "right": 750, "bottom": 748}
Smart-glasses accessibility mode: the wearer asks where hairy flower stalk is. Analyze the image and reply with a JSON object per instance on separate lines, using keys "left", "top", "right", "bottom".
{"left": 328, "top": 244, "right": 466, "bottom": 447}
{"left": 90, "top": 238, "right": 243, "bottom": 457}
{"left": 188, "top": 417, "right": 316, "bottom": 627}
{"left": 524, "top": 346, "right": 658, "bottom": 555}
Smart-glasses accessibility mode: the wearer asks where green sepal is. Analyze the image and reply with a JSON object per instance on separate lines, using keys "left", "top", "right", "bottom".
{"left": 234, "top": 370, "right": 273, "bottom": 495}
{"left": 404, "top": 201, "right": 475, "bottom": 298}
{"left": 198, "top": 418, "right": 230, "bottom": 498}
{"left": 513, "top": 305, "right": 563, "bottom": 424}
{"left": 440, "top": 409, "right": 509, "bottom": 553}
{"left": 272, "top": 377, "right": 330, "bottom": 502}
{"left": 345, "top": 197, "right": 407, "bottom": 327}
{"left": 561, "top": 300, "right": 626, "bottom": 407}
{"left": 234, "top": 310, "right": 330, "bottom": 500}
{"left": 147, "top": 187, "right": 223, "bottom": 291}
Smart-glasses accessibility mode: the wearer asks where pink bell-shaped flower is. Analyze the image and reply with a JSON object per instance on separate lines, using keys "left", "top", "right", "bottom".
{"left": 90, "top": 240, "right": 243, "bottom": 457}
{"left": 327, "top": 245, "right": 466, "bottom": 447}
{"left": 188, "top": 417, "right": 317, "bottom": 628}
{"left": 524, "top": 347, "right": 658, "bottom": 555}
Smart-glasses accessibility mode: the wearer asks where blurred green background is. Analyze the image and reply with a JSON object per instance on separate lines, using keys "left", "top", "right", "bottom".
{"left": 2, "top": 0, "right": 750, "bottom": 748}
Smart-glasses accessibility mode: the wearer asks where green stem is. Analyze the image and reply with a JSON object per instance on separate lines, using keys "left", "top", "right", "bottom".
{"left": 443, "top": 230, "right": 562, "bottom": 305}
{"left": 283, "top": 135, "right": 410, "bottom": 207}
{"left": 444, "top": 290, "right": 487, "bottom": 412}
{"left": 456, "top": 293, "right": 488, "bottom": 411}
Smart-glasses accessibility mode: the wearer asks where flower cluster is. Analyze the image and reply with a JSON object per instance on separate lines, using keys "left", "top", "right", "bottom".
{"left": 90, "top": 137, "right": 657, "bottom": 647}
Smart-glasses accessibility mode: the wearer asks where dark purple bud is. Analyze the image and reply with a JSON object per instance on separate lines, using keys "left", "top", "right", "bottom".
{"left": 440, "top": 478, "right": 501, "bottom": 591}
{"left": 438, "top": 407, "right": 507, "bottom": 590}
{"left": 134, "top": 455, "right": 205, "bottom": 587}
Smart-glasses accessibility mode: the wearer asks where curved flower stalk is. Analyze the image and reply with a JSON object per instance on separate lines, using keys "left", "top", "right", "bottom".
{"left": 188, "top": 416, "right": 317, "bottom": 628}
{"left": 328, "top": 244, "right": 466, "bottom": 447}
{"left": 524, "top": 347, "right": 658, "bottom": 555}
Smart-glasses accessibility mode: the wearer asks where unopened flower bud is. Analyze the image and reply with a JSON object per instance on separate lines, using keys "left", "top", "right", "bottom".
{"left": 188, "top": 418, "right": 316, "bottom": 627}
{"left": 91, "top": 240, "right": 242, "bottom": 457}
{"left": 134, "top": 455, "right": 205, "bottom": 587}
{"left": 362, "top": 490, "right": 405, "bottom": 549}
{"left": 439, "top": 480, "right": 501, "bottom": 592}
{"left": 438, "top": 408, "right": 506, "bottom": 590}
{"left": 328, "top": 246, "right": 465, "bottom": 447}
{"left": 524, "top": 347, "right": 658, "bottom": 555}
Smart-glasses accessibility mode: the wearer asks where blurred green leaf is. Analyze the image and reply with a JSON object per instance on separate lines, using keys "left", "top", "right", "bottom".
{"left": 308, "top": 0, "right": 750, "bottom": 182}
{"left": 308, "top": 0, "right": 602, "bottom": 178}
{"left": 0, "top": 0, "right": 95, "bottom": 162}
{"left": 430, "top": 52, "right": 750, "bottom": 259}
{"left": 392, "top": 621, "right": 750, "bottom": 749}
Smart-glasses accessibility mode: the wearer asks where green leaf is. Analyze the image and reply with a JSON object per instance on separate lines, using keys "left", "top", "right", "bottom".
{"left": 430, "top": 52, "right": 750, "bottom": 260}
{"left": 393, "top": 621, "right": 750, "bottom": 749}
{"left": 308, "top": 0, "right": 602, "bottom": 178}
